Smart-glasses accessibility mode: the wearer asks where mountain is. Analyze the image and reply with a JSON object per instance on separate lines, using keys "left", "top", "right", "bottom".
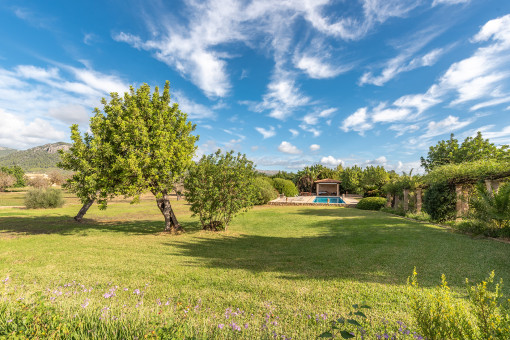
{"left": 0, "top": 146, "right": 17, "bottom": 158}
{"left": 0, "top": 142, "right": 71, "bottom": 172}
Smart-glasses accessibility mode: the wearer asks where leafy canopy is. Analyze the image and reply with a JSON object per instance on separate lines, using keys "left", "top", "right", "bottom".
{"left": 421, "top": 132, "right": 510, "bottom": 172}
{"left": 184, "top": 150, "right": 256, "bottom": 231}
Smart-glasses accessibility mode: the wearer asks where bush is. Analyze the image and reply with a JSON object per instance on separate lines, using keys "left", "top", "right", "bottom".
{"left": 272, "top": 178, "right": 298, "bottom": 197}
{"left": 0, "top": 166, "right": 26, "bottom": 187}
{"left": 356, "top": 197, "right": 386, "bottom": 210}
{"left": 0, "top": 171, "right": 16, "bottom": 191}
{"left": 423, "top": 182, "right": 456, "bottom": 222}
{"left": 48, "top": 170, "right": 68, "bottom": 185}
{"left": 24, "top": 188, "right": 65, "bottom": 209}
{"left": 405, "top": 211, "right": 431, "bottom": 221}
{"left": 184, "top": 150, "right": 256, "bottom": 231}
{"left": 253, "top": 177, "right": 278, "bottom": 205}
{"left": 408, "top": 270, "right": 510, "bottom": 339}
{"left": 28, "top": 176, "right": 51, "bottom": 189}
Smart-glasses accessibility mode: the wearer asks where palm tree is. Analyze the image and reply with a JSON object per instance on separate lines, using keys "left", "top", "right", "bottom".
{"left": 470, "top": 181, "right": 510, "bottom": 229}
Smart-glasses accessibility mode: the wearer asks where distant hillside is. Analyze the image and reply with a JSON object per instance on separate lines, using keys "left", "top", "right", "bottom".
{"left": 0, "top": 142, "right": 71, "bottom": 172}
{"left": 0, "top": 146, "right": 17, "bottom": 158}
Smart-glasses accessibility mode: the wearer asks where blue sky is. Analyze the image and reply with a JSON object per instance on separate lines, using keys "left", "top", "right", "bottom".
{"left": 1, "top": 0, "right": 510, "bottom": 172}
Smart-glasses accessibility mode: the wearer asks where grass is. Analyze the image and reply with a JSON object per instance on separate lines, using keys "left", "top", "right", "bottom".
{"left": 1, "top": 191, "right": 510, "bottom": 338}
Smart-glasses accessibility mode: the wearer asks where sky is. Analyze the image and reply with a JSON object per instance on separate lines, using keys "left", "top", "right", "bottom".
{"left": 1, "top": 0, "right": 510, "bottom": 173}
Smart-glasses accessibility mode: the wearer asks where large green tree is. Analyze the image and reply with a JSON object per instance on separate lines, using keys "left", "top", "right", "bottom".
{"left": 184, "top": 150, "right": 256, "bottom": 231}
{"left": 61, "top": 82, "right": 198, "bottom": 232}
{"left": 421, "top": 132, "right": 510, "bottom": 172}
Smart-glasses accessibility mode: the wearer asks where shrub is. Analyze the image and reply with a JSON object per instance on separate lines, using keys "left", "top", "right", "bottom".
{"left": 405, "top": 211, "right": 431, "bottom": 222}
{"left": 28, "top": 176, "right": 51, "bottom": 189}
{"left": 0, "top": 166, "right": 26, "bottom": 187}
{"left": 184, "top": 150, "right": 256, "bottom": 231}
{"left": 48, "top": 170, "right": 68, "bottom": 185}
{"left": 423, "top": 182, "right": 456, "bottom": 222}
{"left": 253, "top": 177, "right": 278, "bottom": 205}
{"left": 408, "top": 269, "right": 510, "bottom": 339}
{"left": 24, "top": 188, "right": 65, "bottom": 209}
{"left": 272, "top": 178, "right": 298, "bottom": 197}
{"left": 0, "top": 171, "right": 16, "bottom": 191}
{"left": 470, "top": 181, "right": 510, "bottom": 230}
{"left": 356, "top": 197, "right": 386, "bottom": 210}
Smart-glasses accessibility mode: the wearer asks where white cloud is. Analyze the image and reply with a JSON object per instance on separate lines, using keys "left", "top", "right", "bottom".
{"left": 388, "top": 124, "right": 420, "bottom": 137}
{"left": 0, "top": 109, "right": 65, "bottom": 149}
{"left": 432, "top": 0, "right": 470, "bottom": 6}
{"left": 364, "top": 156, "right": 388, "bottom": 166}
{"left": 48, "top": 105, "right": 90, "bottom": 124}
{"left": 278, "top": 141, "right": 302, "bottom": 154}
{"left": 309, "top": 144, "right": 320, "bottom": 151}
{"left": 470, "top": 96, "right": 510, "bottom": 111}
{"left": 172, "top": 91, "right": 216, "bottom": 120}
{"left": 258, "top": 77, "right": 311, "bottom": 120}
{"left": 321, "top": 155, "right": 343, "bottom": 167}
{"left": 116, "top": 0, "right": 420, "bottom": 115}
{"left": 302, "top": 108, "right": 337, "bottom": 125}
{"left": 289, "top": 129, "right": 299, "bottom": 137}
{"left": 295, "top": 55, "right": 350, "bottom": 79}
{"left": 341, "top": 107, "right": 373, "bottom": 135}
{"left": 255, "top": 126, "right": 276, "bottom": 139}
{"left": 422, "top": 115, "right": 473, "bottom": 138}
{"left": 371, "top": 103, "right": 412, "bottom": 123}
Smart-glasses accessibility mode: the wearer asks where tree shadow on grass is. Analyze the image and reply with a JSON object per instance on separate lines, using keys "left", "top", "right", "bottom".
{"left": 0, "top": 215, "right": 202, "bottom": 236}
{"left": 167, "top": 213, "right": 510, "bottom": 289}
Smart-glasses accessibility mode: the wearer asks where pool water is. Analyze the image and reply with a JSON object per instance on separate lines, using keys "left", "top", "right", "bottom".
{"left": 313, "top": 196, "right": 345, "bottom": 204}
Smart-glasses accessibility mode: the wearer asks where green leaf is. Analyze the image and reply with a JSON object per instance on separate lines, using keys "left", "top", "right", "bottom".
{"left": 318, "top": 332, "right": 333, "bottom": 338}
{"left": 340, "top": 330, "right": 355, "bottom": 339}
{"left": 354, "top": 311, "right": 367, "bottom": 318}
{"left": 360, "top": 305, "right": 371, "bottom": 309}
{"left": 336, "top": 317, "right": 345, "bottom": 324}
{"left": 347, "top": 319, "right": 362, "bottom": 327}
{"left": 351, "top": 304, "right": 359, "bottom": 309}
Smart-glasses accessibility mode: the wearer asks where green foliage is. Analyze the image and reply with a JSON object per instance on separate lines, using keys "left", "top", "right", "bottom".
{"left": 60, "top": 82, "right": 199, "bottom": 231}
{"left": 382, "top": 171, "right": 421, "bottom": 197}
{"left": 24, "top": 188, "right": 65, "bottom": 209}
{"left": 253, "top": 177, "right": 278, "bottom": 205}
{"left": 421, "top": 132, "right": 510, "bottom": 172}
{"left": 270, "top": 171, "right": 298, "bottom": 184}
{"left": 341, "top": 166, "right": 362, "bottom": 194}
{"left": 0, "top": 172, "right": 16, "bottom": 191}
{"left": 470, "top": 182, "right": 510, "bottom": 229}
{"left": 361, "top": 166, "right": 389, "bottom": 192}
{"left": 184, "top": 150, "right": 256, "bottom": 230}
{"left": 318, "top": 304, "right": 371, "bottom": 339}
{"left": 423, "top": 159, "right": 510, "bottom": 185}
{"left": 405, "top": 211, "right": 431, "bottom": 222}
{"left": 423, "top": 182, "right": 456, "bottom": 222}
{"left": 0, "top": 165, "right": 26, "bottom": 187}
{"left": 48, "top": 170, "right": 68, "bottom": 186}
{"left": 356, "top": 197, "right": 386, "bottom": 210}
{"left": 272, "top": 178, "right": 299, "bottom": 197}
{"left": 408, "top": 269, "right": 510, "bottom": 339}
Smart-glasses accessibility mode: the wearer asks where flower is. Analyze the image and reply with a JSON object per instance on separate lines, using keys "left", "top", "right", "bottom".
{"left": 133, "top": 289, "right": 140, "bottom": 295}
{"left": 218, "top": 324, "right": 224, "bottom": 329}
{"left": 81, "top": 299, "right": 90, "bottom": 308}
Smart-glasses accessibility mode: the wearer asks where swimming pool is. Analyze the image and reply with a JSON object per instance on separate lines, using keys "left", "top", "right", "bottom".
{"left": 313, "top": 196, "right": 345, "bottom": 204}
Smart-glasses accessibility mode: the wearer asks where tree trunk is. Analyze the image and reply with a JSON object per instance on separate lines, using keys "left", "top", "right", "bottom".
{"left": 156, "top": 194, "right": 182, "bottom": 233}
{"left": 74, "top": 198, "right": 95, "bottom": 222}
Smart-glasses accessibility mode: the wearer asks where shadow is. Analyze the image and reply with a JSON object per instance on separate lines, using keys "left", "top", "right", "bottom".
{"left": 166, "top": 208, "right": 510, "bottom": 289}
{"left": 0, "top": 215, "right": 202, "bottom": 236}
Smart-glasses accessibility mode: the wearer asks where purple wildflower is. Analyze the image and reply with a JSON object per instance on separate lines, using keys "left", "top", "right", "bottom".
{"left": 244, "top": 323, "right": 249, "bottom": 329}
{"left": 81, "top": 299, "right": 90, "bottom": 308}
{"left": 7, "top": 319, "right": 13, "bottom": 323}
{"left": 133, "top": 289, "right": 140, "bottom": 295}
{"left": 218, "top": 324, "right": 224, "bottom": 329}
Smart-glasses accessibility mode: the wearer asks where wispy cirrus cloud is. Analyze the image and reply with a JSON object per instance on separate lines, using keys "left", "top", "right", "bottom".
{"left": 115, "top": 0, "right": 420, "bottom": 119}
{"left": 343, "top": 14, "right": 510, "bottom": 137}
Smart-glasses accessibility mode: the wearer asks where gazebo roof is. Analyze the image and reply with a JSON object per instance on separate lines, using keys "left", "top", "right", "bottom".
{"left": 314, "top": 178, "right": 341, "bottom": 184}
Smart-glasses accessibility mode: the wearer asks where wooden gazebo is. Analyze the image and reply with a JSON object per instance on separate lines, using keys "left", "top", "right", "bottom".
{"left": 314, "top": 179, "right": 341, "bottom": 196}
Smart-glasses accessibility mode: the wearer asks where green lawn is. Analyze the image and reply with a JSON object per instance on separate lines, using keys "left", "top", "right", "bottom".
{"left": 1, "top": 193, "right": 509, "bottom": 338}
